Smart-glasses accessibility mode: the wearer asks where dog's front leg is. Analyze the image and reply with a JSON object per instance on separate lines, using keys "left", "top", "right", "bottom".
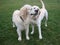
{"left": 25, "top": 24, "right": 30, "bottom": 40}
{"left": 37, "top": 21, "right": 42, "bottom": 39}
{"left": 17, "top": 27, "right": 22, "bottom": 41}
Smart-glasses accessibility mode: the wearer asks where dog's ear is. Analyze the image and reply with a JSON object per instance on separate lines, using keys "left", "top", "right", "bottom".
{"left": 23, "top": 8, "right": 27, "bottom": 16}
{"left": 20, "top": 7, "right": 28, "bottom": 19}
{"left": 38, "top": 10, "right": 41, "bottom": 15}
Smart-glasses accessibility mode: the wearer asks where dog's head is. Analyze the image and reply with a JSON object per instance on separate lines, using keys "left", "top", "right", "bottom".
{"left": 29, "top": 6, "right": 40, "bottom": 16}
{"left": 20, "top": 4, "right": 32, "bottom": 19}
{"left": 20, "top": 4, "right": 32, "bottom": 15}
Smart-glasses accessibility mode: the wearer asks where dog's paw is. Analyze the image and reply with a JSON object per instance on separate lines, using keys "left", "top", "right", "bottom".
{"left": 26, "top": 37, "right": 30, "bottom": 40}
{"left": 13, "top": 24, "right": 15, "bottom": 27}
{"left": 18, "top": 37, "right": 22, "bottom": 41}
{"left": 31, "top": 32, "right": 34, "bottom": 34}
{"left": 39, "top": 36, "right": 42, "bottom": 39}
{"left": 45, "top": 24, "right": 47, "bottom": 27}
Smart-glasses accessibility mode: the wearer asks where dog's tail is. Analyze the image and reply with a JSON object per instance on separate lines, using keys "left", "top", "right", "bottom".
{"left": 40, "top": 0, "right": 45, "bottom": 8}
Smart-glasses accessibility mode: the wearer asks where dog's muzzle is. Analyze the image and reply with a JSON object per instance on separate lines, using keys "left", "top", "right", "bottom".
{"left": 31, "top": 10, "right": 39, "bottom": 16}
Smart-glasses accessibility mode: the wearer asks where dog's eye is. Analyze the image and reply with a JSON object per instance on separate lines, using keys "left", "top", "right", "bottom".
{"left": 31, "top": 8, "right": 32, "bottom": 10}
{"left": 34, "top": 8, "right": 35, "bottom": 9}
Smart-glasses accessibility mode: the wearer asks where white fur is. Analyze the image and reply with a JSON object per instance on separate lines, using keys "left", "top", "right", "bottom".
{"left": 30, "top": 0, "right": 48, "bottom": 39}
{"left": 29, "top": 6, "right": 40, "bottom": 15}
{"left": 12, "top": 4, "right": 32, "bottom": 41}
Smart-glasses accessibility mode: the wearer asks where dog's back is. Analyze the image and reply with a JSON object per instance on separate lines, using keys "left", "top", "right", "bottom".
{"left": 39, "top": 0, "right": 48, "bottom": 27}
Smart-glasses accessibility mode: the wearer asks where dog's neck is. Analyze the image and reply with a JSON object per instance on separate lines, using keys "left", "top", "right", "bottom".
{"left": 31, "top": 14, "right": 40, "bottom": 20}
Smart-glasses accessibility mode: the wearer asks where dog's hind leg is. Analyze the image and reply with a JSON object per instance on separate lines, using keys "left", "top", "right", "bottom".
{"left": 13, "top": 22, "right": 15, "bottom": 27}
{"left": 31, "top": 24, "right": 34, "bottom": 34}
{"left": 25, "top": 24, "right": 30, "bottom": 40}
{"left": 17, "top": 27, "right": 22, "bottom": 41}
{"left": 45, "top": 11, "right": 48, "bottom": 27}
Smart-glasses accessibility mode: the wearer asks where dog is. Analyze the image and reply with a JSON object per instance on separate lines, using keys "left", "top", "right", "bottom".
{"left": 12, "top": 4, "right": 33, "bottom": 41}
{"left": 29, "top": 0, "right": 48, "bottom": 39}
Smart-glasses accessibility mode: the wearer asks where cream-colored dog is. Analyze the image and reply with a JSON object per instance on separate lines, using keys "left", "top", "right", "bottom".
{"left": 29, "top": 0, "right": 48, "bottom": 39}
{"left": 12, "top": 4, "right": 33, "bottom": 41}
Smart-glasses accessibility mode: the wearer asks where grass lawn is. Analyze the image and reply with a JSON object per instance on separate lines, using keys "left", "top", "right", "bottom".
{"left": 0, "top": 0, "right": 60, "bottom": 45}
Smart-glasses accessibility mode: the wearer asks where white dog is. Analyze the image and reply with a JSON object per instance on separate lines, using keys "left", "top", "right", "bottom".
{"left": 29, "top": 0, "right": 48, "bottom": 39}
{"left": 12, "top": 4, "right": 33, "bottom": 41}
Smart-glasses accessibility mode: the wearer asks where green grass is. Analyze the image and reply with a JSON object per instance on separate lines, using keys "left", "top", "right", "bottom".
{"left": 0, "top": 0, "right": 60, "bottom": 45}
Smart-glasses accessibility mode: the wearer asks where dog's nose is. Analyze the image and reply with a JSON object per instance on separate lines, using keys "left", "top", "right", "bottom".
{"left": 35, "top": 10, "right": 38, "bottom": 12}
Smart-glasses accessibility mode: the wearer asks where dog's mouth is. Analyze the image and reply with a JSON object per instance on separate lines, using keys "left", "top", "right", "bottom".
{"left": 30, "top": 10, "right": 39, "bottom": 16}
{"left": 30, "top": 12, "right": 38, "bottom": 16}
